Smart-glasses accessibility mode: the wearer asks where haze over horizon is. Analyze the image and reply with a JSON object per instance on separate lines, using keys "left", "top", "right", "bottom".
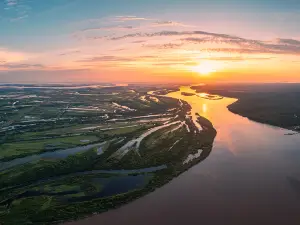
{"left": 1, "top": 0, "right": 300, "bottom": 83}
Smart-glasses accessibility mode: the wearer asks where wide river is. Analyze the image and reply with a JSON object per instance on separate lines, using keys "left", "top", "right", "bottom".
{"left": 66, "top": 86, "right": 300, "bottom": 225}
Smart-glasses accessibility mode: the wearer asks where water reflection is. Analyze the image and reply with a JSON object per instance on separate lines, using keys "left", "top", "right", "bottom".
{"left": 0, "top": 141, "right": 108, "bottom": 171}
{"left": 167, "top": 86, "right": 289, "bottom": 155}
{"left": 167, "top": 86, "right": 241, "bottom": 154}
{"left": 202, "top": 104, "right": 207, "bottom": 114}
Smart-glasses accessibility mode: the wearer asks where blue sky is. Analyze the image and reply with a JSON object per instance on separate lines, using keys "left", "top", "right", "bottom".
{"left": 0, "top": 0, "right": 300, "bottom": 83}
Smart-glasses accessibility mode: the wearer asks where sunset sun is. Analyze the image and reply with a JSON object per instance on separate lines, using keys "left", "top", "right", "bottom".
{"left": 192, "top": 61, "right": 218, "bottom": 75}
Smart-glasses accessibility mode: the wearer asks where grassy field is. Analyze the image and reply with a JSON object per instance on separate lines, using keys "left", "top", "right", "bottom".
{"left": 0, "top": 135, "right": 101, "bottom": 161}
{"left": 0, "top": 85, "right": 217, "bottom": 225}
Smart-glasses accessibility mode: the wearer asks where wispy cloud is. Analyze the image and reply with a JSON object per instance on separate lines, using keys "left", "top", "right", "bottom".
{"left": 77, "top": 17, "right": 190, "bottom": 38}
{"left": 108, "top": 30, "right": 243, "bottom": 41}
{"left": 5, "top": 0, "right": 18, "bottom": 7}
{"left": 131, "top": 40, "right": 146, "bottom": 43}
{"left": 59, "top": 50, "right": 81, "bottom": 56}
{"left": 142, "top": 43, "right": 184, "bottom": 49}
{"left": 102, "top": 30, "right": 300, "bottom": 55}
{"left": 181, "top": 36, "right": 263, "bottom": 50}
{"left": 77, "top": 55, "right": 133, "bottom": 63}
{"left": 200, "top": 56, "right": 274, "bottom": 61}
{"left": 10, "top": 14, "right": 28, "bottom": 22}
{"left": 151, "top": 62, "right": 197, "bottom": 67}
{"left": 203, "top": 48, "right": 273, "bottom": 54}
{"left": 276, "top": 38, "right": 300, "bottom": 46}
{"left": 0, "top": 63, "right": 44, "bottom": 69}
{"left": 151, "top": 20, "right": 193, "bottom": 27}
{"left": 114, "top": 15, "right": 152, "bottom": 22}
{"left": 81, "top": 25, "right": 135, "bottom": 32}
{"left": 77, "top": 55, "right": 157, "bottom": 64}
{"left": 4, "top": 0, "right": 31, "bottom": 22}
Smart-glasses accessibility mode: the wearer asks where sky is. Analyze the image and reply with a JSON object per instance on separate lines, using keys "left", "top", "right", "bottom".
{"left": 0, "top": 0, "right": 300, "bottom": 84}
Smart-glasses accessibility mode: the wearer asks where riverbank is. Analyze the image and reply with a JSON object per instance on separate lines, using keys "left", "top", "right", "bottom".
{"left": 228, "top": 101, "right": 300, "bottom": 133}
{"left": 191, "top": 84, "right": 300, "bottom": 133}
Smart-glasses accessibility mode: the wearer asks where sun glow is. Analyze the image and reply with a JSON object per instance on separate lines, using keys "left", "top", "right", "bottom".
{"left": 191, "top": 61, "right": 221, "bottom": 75}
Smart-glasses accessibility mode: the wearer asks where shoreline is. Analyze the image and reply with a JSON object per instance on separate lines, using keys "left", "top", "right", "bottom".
{"left": 227, "top": 100, "right": 300, "bottom": 133}
{"left": 190, "top": 85, "right": 300, "bottom": 134}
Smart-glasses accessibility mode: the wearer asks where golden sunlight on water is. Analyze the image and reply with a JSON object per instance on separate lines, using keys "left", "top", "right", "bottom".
{"left": 202, "top": 104, "right": 207, "bottom": 114}
{"left": 167, "top": 86, "right": 236, "bottom": 121}
{"left": 167, "top": 86, "right": 252, "bottom": 154}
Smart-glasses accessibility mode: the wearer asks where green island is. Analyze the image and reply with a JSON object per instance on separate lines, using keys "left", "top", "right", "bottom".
{"left": 0, "top": 85, "right": 216, "bottom": 224}
{"left": 181, "top": 92, "right": 195, "bottom": 96}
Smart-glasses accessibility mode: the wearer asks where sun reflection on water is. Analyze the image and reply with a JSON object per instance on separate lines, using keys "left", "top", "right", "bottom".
{"left": 166, "top": 86, "right": 240, "bottom": 154}
{"left": 202, "top": 103, "right": 207, "bottom": 113}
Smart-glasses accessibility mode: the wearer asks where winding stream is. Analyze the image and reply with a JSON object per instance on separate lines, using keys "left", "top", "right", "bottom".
{"left": 67, "top": 86, "right": 300, "bottom": 225}
{"left": 0, "top": 141, "right": 108, "bottom": 171}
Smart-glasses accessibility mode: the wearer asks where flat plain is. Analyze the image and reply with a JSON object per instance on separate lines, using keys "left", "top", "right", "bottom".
{"left": 0, "top": 84, "right": 216, "bottom": 224}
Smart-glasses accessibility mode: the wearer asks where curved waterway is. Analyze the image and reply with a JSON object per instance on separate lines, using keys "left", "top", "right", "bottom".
{"left": 0, "top": 141, "right": 108, "bottom": 171}
{"left": 66, "top": 86, "right": 300, "bottom": 225}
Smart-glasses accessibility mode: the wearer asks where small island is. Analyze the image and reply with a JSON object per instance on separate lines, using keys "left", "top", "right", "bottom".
{"left": 181, "top": 92, "right": 195, "bottom": 96}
